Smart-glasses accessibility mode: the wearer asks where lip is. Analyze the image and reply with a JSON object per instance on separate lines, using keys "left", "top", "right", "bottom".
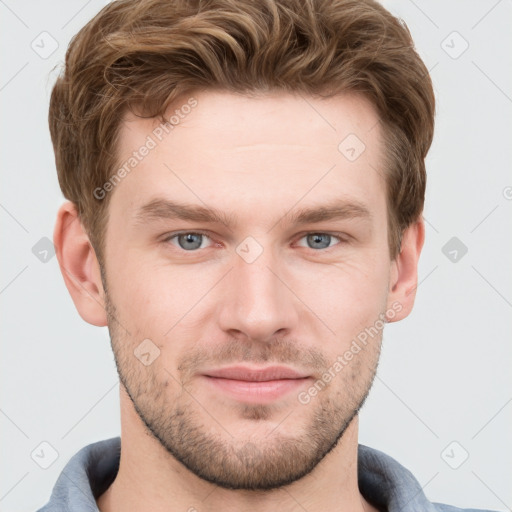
{"left": 201, "top": 365, "right": 311, "bottom": 404}
{"left": 203, "top": 365, "right": 309, "bottom": 381}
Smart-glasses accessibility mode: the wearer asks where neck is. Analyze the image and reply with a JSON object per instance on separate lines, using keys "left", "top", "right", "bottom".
{"left": 96, "top": 392, "right": 379, "bottom": 512}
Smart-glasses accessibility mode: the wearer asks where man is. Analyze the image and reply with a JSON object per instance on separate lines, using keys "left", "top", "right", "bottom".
{"left": 37, "top": 0, "right": 496, "bottom": 511}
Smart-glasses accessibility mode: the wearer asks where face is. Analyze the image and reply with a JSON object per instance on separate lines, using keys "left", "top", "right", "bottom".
{"left": 102, "top": 91, "right": 395, "bottom": 490}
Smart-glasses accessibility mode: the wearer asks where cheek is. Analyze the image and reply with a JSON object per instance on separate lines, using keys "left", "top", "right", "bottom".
{"left": 107, "top": 235, "right": 391, "bottom": 341}
{"left": 109, "top": 257, "right": 220, "bottom": 336}
{"left": 291, "top": 254, "right": 390, "bottom": 337}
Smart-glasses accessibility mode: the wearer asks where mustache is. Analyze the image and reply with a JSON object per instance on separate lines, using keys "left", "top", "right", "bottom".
{"left": 176, "top": 336, "right": 329, "bottom": 378}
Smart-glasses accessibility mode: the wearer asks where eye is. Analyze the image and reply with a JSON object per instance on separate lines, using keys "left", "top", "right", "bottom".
{"left": 164, "top": 231, "right": 213, "bottom": 251}
{"left": 162, "top": 231, "right": 347, "bottom": 253}
{"left": 296, "top": 233, "right": 345, "bottom": 250}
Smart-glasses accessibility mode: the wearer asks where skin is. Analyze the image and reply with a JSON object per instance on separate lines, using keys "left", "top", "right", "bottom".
{"left": 54, "top": 90, "right": 424, "bottom": 512}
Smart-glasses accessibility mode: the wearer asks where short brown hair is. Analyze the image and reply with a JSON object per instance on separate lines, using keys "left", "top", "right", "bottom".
{"left": 49, "top": 0, "right": 435, "bottom": 265}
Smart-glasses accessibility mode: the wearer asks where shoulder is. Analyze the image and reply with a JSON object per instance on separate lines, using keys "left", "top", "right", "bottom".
{"left": 358, "top": 444, "right": 499, "bottom": 512}
{"left": 432, "top": 504, "right": 498, "bottom": 512}
{"left": 35, "top": 437, "right": 121, "bottom": 512}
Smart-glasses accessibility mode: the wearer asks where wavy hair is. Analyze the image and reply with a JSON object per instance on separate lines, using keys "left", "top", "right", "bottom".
{"left": 49, "top": 0, "right": 435, "bottom": 264}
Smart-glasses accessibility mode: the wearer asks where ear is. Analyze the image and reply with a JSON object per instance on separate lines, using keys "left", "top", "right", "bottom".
{"left": 386, "top": 218, "right": 425, "bottom": 322}
{"left": 53, "top": 201, "right": 108, "bottom": 327}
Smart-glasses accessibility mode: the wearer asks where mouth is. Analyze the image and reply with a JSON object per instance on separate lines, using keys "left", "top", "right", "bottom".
{"left": 201, "top": 365, "right": 312, "bottom": 404}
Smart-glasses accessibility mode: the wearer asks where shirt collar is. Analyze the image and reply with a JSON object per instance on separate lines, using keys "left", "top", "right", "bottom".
{"left": 38, "top": 437, "right": 439, "bottom": 511}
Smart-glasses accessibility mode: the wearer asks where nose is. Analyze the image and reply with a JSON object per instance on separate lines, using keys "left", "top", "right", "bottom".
{"left": 217, "top": 245, "right": 300, "bottom": 343}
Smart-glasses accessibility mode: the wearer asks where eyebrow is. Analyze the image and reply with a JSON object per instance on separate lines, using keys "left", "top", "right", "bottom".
{"left": 285, "top": 201, "right": 372, "bottom": 226}
{"left": 132, "top": 197, "right": 372, "bottom": 229}
{"left": 133, "top": 198, "right": 236, "bottom": 227}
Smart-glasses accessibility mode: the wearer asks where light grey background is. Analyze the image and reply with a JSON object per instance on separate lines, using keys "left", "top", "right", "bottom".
{"left": 1, "top": 1, "right": 511, "bottom": 511}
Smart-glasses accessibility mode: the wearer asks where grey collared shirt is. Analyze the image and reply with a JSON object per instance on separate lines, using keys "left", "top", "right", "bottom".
{"left": 35, "top": 437, "right": 496, "bottom": 512}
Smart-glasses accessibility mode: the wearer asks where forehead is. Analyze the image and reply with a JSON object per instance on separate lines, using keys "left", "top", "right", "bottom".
{"left": 111, "top": 90, "right": 386, "bottom": 225}
{"left": 120, "top": 90, "right": 381, "bottom": 152}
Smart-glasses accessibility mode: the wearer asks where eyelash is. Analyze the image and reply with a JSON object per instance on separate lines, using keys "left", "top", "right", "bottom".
{"left": 162, "top": 230, "right": 350, "bottom": 252}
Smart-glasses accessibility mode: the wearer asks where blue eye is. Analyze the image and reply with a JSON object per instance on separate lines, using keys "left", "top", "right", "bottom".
{"left": 167, "top": 232, "right": 211, "bottom": 251}
{"left": 298, "top": 233, "right": 343, "bottom": 250}
{"left": 163, "top": 231, "right": 346, "bottom": 253}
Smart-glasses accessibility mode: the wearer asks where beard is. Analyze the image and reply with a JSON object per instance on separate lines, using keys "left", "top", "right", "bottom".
{"left": 104, "top": 289, "right": 381, "bottom": 491}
